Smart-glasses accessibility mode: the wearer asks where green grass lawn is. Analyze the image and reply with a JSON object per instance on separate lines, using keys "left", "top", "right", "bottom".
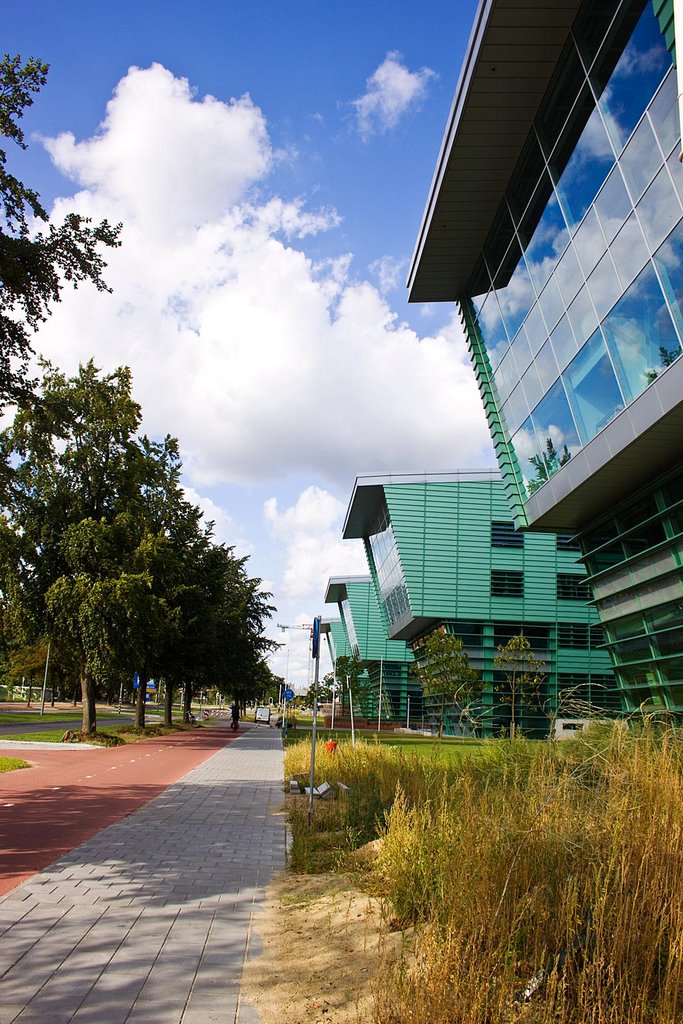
{"left": 284, "top": 727, "right": 486, "bottom": 760}
{"left": 0, "top": 712, "right": 90, "bottom": 724}
{"left": 0, "top": 721, "right": 197, "bottom": 745}
{"left": 0, "top": 756, "right": 30, "bottom": 772}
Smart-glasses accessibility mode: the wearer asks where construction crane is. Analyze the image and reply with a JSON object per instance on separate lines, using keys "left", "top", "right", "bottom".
{"left": 276, "top": 623, "right": 312, "bottom": 633}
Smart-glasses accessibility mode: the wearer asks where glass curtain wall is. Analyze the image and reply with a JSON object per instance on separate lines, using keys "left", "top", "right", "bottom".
{"left": 367, "top": 503, "right": 412, "bottom": 629}
{"left": 468, "top": 0, "right": 682, "bottom": 498}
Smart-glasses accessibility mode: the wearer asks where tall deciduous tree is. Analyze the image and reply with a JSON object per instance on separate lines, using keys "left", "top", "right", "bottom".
{"left": 413, "top": 628, "right": 481, "bottom": 738}
{"left": 2, "top": 362, "right": 177, "bottom": 732}
{"left": 0, "top": 55, "right": 121, "bottom": 406}
{"left": 494, "top": 634, "right": 545, "bottom": 740}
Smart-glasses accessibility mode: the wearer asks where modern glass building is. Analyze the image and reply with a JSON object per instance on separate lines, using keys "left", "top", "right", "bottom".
{"left": 409, "top": 0, "right": 683, "bottom": 715}
{"left": 343, "top": 471, "right": 617, "bottom": 736}
{"left": 324, "top": 576, "right": 417, "bottom": 723}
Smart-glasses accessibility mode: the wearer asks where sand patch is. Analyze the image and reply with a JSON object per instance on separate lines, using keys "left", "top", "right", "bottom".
{"left": 241, "top": 871, "right": 401, "bottom": 1023}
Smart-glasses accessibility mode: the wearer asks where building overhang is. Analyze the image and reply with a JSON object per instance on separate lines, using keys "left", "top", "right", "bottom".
{"left": 524, "top": 361, "right": 683, "bottom": 532}
{"left": 407, "top": 0, "right": 583, "bottom": 302}
{"left": 343, "top": 469, "right": 502, "bottom": 538}
{"left": 324, "top": 576, "right": 371, "bottom": 605}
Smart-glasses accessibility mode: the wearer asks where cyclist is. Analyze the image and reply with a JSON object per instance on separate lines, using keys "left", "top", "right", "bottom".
{"left": 230, "top": 702, "right": 240, "bottom": 731}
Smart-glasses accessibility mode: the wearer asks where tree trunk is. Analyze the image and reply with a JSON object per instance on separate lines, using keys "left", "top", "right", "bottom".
{"left": 163, "top": 679, "right": 172, "bottom": 726}
{"left": 135, "top": 674, "right": 146, "bottom": 729}
{"left": 183, "top": 680, "right": 193, "bottom": 723}
{"left": 81, "top": 659, "right": 97, "bottom": 735}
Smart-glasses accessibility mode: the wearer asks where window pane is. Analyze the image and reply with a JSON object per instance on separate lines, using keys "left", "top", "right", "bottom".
{"left": 594, "top": 165, "right": 633, "bottom": 242}
{"left": 536, "top": 37, "right": 587, "bottom": 156}
{"left": 654, "top": 217, "right": 683, "bottom": 344}
{"left": 521, "top": 360, "right": 543, "bottom": 412}
{"left": 550, "top": 314, "right": 580, "bottom": 372}
{"left": 593, "top": 1, "right": 671, "bottom": 151}
{"left": 573, "top": 207, "right": 606, "bottom": 277}
{"left": 523, "top": 301, "right": 549, "bottom": 356}
{"left": 563, "top": 329, "right": 624, "bottom": 441}
{"left": 535, "top": 340, "right": 560, "bottom": 391}
{"left": 513, "top": 416, "right": 542, "bottom": 495}
{"left": 637, "top": 165, "right": 682, "bottom": 253}
{"left": 648, "top": 68, "right": 679, "bottom": 158}
{"left": 510, "top": 135, "right": 551, "bottom": 234}
{"left": 477, "top": 291, "right": 510, "bottom": 370}
{"left": 567, "top": 285, "right": 598, "bottom": 346}
{"left": 495, "top": 348, "right": 519, "bottom": 403}
{"left": 527, "top": 380, "right": 582, "bottom": 493}
{"left": 555, "top": 243, "right": 583, "bottom": 306}
{"left": 553, "top": 96, "right": 615, "bottom": 230}
{"left": 522, "top": 181, "right": 570, "bottom": 292}
{"left": 485, "top": 205, "right": 516, "bottom": 285}
{"left": 602, "top": 262, "right": 681, "bottom": 401}
{"left": 536, "top": 273, "right": 566, "bottom": 334}
{"left": 586, "top": 250, "right": 622, "bottom": 321}
{"left": 495, "top": 238, "right": 535, "bottom": 339}
{"left": 610, "top": 212, "right": 650, "bottom": 290}
{"left": 619, "top": 115, "right": 662, "bottom": 202}
{"left": 502, "top": 383, "right": 530, "bottom": 433}
{"left": 573, "top": 0, "right": 623, "bottom": 68}
{"left": 510, "top": 326, "right": 533, "bottom": 378}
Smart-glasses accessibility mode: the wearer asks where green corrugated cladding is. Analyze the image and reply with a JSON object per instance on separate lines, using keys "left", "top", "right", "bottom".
{"left": 653, "top": 0, "right": 675, "bottom": 63}
{"left": 459, "top": 298, "right": 528, "bottom": 528}
{"left": 383, "top": 480, "right": 596, "bottom": 627}
{"left": 335, "top": 580, "right": 415, "bottom": 723}
{"left": 327, "top": 620, "right": 351, "bottom": 661}
{"left": 380, "top": 478, "right": 615, "bottom": 734}
{"left": 344, "top": 580, "right": 414, "bottom": 664}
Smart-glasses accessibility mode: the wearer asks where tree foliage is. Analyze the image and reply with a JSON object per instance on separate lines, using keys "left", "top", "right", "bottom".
{"left": 494, "top": 634, "right": 545, "bottom": 739}
{"left": 412, "top": 628, "right": 481, "bottom": 737}
{"left": 0, "top": 361, "right": 276, "bottom": 733}
{"left": 0, "top": 54, "right": 121, "bottom": 405}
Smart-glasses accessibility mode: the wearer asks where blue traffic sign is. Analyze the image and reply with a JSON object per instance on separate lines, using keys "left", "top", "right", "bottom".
{"left": 284, "top": 688, "right": 295, "bottom": 700}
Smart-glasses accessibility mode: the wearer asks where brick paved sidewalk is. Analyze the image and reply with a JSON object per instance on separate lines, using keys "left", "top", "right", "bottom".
{"left": 0, "top": 727, "right": 285, "bottom": 1023}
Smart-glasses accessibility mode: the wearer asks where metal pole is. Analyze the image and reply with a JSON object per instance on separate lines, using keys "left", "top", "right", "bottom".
{"left": 331, "top": 663, "right": 336, "bottom": 731}
{"left": 348, "top": 675, "right": 355, "bottom": 747}
{"left": 308, "top": 616, "right": 321, "bottom": 827}
{"left": 377, "top": 658, "right": 383, "bottom": 733}
{"left": 118, "top": 680, "right": 123, "bottom": 714}
{"left": 40, "top": 641, "right": 51, "bottom": 716}
{"left": 406, "top": 694, "right": 410, "bottom": 730}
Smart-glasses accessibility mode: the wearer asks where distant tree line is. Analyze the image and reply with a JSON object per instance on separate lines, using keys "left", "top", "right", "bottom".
{"left": 0, "top": 360, "right": 278, "bottom": 734}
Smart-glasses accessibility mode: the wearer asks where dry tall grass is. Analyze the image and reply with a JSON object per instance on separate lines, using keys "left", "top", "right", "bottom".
{"left": 374, "top": 723, "right": 683, "bottom": 1023}
{"left": 284, "top": 726, "right": 683, "bottom": 1021}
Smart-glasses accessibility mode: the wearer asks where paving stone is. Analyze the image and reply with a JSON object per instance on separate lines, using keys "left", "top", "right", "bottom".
{"left": 0, "top": 729, "right": 284, "bottom": 1023}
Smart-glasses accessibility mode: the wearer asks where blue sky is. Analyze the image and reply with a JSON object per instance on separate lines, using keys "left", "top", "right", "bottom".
{"left": 5, "top": 0, "right": 495, "bottom": 686}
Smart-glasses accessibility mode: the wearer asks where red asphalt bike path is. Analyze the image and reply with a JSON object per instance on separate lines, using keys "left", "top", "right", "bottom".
{"left": 0, "top": 725, "right": 241, "bottom": 897}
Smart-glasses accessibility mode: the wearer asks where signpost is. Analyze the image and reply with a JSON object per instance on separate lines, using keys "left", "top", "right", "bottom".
{"left": 308, "top": 616, "right": 322, "bottom": 827}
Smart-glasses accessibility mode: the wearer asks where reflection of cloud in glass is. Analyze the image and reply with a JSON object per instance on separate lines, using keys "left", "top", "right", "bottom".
{"left": 496, "top": 260, "right": 534, "bottom": 338}
{"left": 614, "top": 42, "right": 668, "bottom": 81}
{"left": 512, "top": 422, "right": 538, "bottom": 484}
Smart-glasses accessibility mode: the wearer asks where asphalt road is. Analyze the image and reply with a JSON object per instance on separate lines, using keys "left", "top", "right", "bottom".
{"left": 0, "top": 723, "right": 241, "bottom": 896}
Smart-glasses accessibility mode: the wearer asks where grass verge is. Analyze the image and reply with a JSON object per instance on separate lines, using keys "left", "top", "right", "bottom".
{"left": 285, "top": 723, "right": 683, "bottom": 1023}
{"left": 0, "top": 756, "right": 30, "bottom": 772}
{"left": 0, "top": 722, "right": 198, "bottom": 746}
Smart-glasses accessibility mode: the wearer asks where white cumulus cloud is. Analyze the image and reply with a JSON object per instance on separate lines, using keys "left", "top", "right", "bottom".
{"left": 34, "top": 63, "right": 492, "bottom": 498}
{"left": 351, "top": 51, "right": 436, "bottom": 140}
{"left": 264, "top": 486, "right": 368, "bottom": 603}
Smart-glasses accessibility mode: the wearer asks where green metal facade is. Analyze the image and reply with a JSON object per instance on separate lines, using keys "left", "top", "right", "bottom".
{"left": 351, "top": 476, "right": 617, "bottom": 737}
{"left": 579, "top": 464, "right": 683, "bottom": 714}
{"left": 325, "top": 577, "right": 416, "bottom": 721}
{"left": 324, "top": 618, "right": 352, "bottom": 662}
